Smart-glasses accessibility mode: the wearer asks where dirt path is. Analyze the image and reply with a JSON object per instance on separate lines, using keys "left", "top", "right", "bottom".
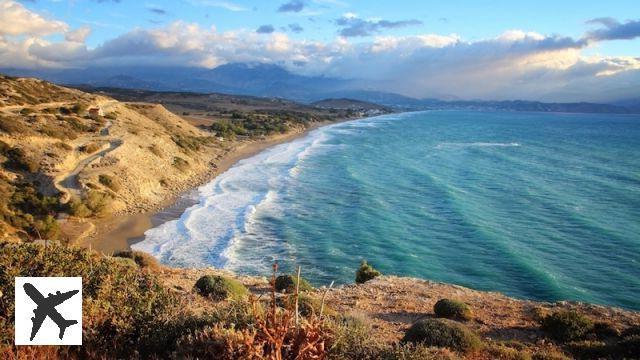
{"left": 54, "top": 100, "right": 120, "bottom": 203}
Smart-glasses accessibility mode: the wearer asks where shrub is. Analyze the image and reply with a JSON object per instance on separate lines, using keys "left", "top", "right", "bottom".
{"left": 98, "top": 174, "right": 121, "bottom": 192}
{"left": 173, "top": 156, "right": 189, "bottom": 172}
{"left": 194, "top": 275, "right": 248, "bottom": 300}
{"left": 0, "top": 242, "right": 199, "bottom": 358}
{"left": 540, "top": 310, "right": 593, "bottom": 342}
{"left": 275, "top": 274, "right": 313, "bottom": 293}
{"left": 485, "top": 341, "right": 532, "bottom": 360}
{"left": 71, "top": 103, "right": 87, "bottom": 115}
{"left": 617, "top": 334, "right": 640, "bottom": 358}
{"left": 67, "top": 198, "right": 92, "bottom": 218}
{"left": 278, "top": 293, "right": 335, "bottom": 318}
{"left": 434, "top": 299, "right": 473, "bottom": 321}
{"left": 0, "top": 116, "right": 31, "bottom": 134}
{"left": 402, "top": 318, "right": 482, "bottom": 354}
{"left": 84, "top": 190, "right": 113, "bottom": 217}
{"left": 113, "top": 250, "right": 160, "bottom": 270}
{"left": 5, "top": 147, "right": 39, "bottom": 173}
{"left": 355, "top": 260, "right": 381, "bottom": 284}
{"left": 80, "top": 142, "right": 102, "bottom": 154}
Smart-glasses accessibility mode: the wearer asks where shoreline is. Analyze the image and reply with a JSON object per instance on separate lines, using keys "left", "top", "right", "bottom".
{"left": 81, "top": 118, "right": 349, "bottom": 254}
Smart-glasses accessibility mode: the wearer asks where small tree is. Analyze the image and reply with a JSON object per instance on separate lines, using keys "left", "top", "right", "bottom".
{"left": 355, "top": 260, "right": 381, "bottom": 284}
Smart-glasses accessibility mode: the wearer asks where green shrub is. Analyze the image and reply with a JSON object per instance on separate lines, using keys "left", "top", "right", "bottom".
{"left": 86, "top": 190, "right": 112, "bottom": 217}
{"left": 98, "top": 174, "right": 121, "bottom": 192}
{"left": 355, "top": 260, "right": 381, "bottom": 284}
{"left": 402, "top": 318, "right": 482, "bottom": 354}
{"left": 67, "top": 198, "right": 92, "bottom": 218}
{"left": 278, "top": 293, "right": 335, "bottom": 317}
{"left": 194, "top": 275, "right": 248, "bottom": 301}
{"left": 113, "top": 250, "right": 160, "bottom": 270}
{"left": 541, "top": 310, "right": 593, "bottom": 342}
{"left": 5, "top": 147, "right": 39, "bottom": 173}
{"left": 485, "top": 341, "right": 532, "bottom": 360}
{"left": 434, "top": 299, "right": 472, "bottom": 321}
{"left": 274, "top": 274, "right": 313, "bottom": 293}
{"left": 0, "top": 242, "right": 202, "bottom": 358}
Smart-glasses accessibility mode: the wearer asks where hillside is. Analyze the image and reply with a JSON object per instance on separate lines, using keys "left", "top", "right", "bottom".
{"left": 1, "top": 242, "right": 638, "bottom": 359}
{"left": 311, "top": 98, "right": 390, "bottom": 114}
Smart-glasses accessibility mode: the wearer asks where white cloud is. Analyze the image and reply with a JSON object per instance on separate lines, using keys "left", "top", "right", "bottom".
{"left": 0, "top": 0, "right": 638, "bottom": 102}
{"left": 0, "top": 0, "right": 67, "bottom": 36}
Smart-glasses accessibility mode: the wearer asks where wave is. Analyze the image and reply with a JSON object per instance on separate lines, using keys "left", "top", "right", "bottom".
{"left": 435, "top": 142, "right": 521, "bottom": 149}
{"left": 133, "top": 114, "right": 397, "bottom": 268}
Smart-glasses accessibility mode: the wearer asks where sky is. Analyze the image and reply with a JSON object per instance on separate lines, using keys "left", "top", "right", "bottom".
{"left": 1, "top": 0, "right": 639, "bottom": 101}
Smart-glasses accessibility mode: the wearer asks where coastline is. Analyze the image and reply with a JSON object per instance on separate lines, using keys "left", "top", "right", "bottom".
{"left": 81, "top": 118, "right": 349, "bottom": 254}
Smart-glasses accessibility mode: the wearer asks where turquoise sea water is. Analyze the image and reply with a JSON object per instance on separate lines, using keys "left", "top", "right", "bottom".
{"left": 134, "top": 111, "right": 640, "bottom": 310}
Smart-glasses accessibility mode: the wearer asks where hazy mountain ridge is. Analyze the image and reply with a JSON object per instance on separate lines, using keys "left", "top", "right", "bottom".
{"left": 3, "top": 63, "right": 639, "bottom": 114}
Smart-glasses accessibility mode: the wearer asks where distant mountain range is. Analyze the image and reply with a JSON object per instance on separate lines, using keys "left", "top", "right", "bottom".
{"left": 2, "top": 63, "right": 639, "bottom": 114}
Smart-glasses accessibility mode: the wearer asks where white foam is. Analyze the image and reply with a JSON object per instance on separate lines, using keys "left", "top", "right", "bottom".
{"left": 133, "top": 114, "right": 398, "bottom": 268}
{"left": 435, "top": 142, "right": 521, "bottom": 149}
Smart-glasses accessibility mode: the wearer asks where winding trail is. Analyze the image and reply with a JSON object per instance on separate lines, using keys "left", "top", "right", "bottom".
{"left": 53, "top": 100, "right": 121, "bottom": 203}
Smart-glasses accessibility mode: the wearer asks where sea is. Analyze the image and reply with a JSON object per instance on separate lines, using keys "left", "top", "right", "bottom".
{"left": 133, "top": 110, "right": 640, "bottom": 310}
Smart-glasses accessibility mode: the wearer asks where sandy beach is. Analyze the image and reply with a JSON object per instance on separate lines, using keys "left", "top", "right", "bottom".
{"left": 81, "top": 119, "right": 340, "bottom": 254}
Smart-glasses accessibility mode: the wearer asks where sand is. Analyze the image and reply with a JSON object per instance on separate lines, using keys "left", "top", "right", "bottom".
{"left": 82, "top": 120, "right": 339, "bottom": 254}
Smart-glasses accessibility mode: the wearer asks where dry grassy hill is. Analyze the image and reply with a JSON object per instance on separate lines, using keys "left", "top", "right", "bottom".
{"left": 0, "top": 75, "right": 222, "bottom": 242}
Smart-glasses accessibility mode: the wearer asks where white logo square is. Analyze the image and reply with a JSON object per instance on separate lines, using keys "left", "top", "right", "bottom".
{"left": 14, "top": 277, "right": 82, "bottom": 345}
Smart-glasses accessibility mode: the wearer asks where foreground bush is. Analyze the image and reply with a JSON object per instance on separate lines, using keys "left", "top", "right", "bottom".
{"left": 355, "top": 260, "right": 381, "bottom": 284}
{"left": 402, "top": 318, "right": 482, "bottom": 354}
{"left": 540, "top": 310, "right": 593, "bottom": 342}
{"left": 0, "top": 242, "right": 205, "bottom": 358}
{"left": 328, "top": 314, "right": 457, "bottom": 359}
{"left": 194, "top": 274, "right": 249, "bottom": 300}
{"left": 113, "top": 250, "right": 160, "bottom": 270}
{"left": 434, "top": 299, "right": 473, "bottom": 321}
{"left": 275, "top": 274, "right": 313, "bottom": 293}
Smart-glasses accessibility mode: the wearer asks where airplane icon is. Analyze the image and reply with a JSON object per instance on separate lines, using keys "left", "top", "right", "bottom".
{"left": 23, "top": 283, "right": 79, "bottom": 341}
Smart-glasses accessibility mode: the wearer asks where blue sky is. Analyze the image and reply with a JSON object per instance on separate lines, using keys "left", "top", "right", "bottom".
{"left": 23, "top": 0, "right": 639, "bottom": 55}
{"left": 2, "top": 0, "right": 639, "bottom": 101}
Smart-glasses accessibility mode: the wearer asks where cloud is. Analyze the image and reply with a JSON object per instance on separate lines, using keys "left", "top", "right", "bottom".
{"left": 189, "top": 0, "right": 248, "bottom": 12}
{"left": 148, "top": 7, "right": 167, "bottom": 15}
{"left": 586, "top": 18, "right": 640, "bottom": 41}
{"left": 336, "top": 14, "right": 422, "bottom": 37}
{"left": 278, "top": 0, "right": 305, "bottom": 13}
{"left": 1, "top": 4, "right": 639, "bottom": 102}
{"left": 0, "top": 0, "right": 68, "bottom": 36}
{"left": 256, "top": 25, "right": 275, "bottom": 34}
{"left": 288, "top": 23, "right": 304, "bottom": 33}
{"left": 65, "top": 26, "right": 92, "bottom": 43}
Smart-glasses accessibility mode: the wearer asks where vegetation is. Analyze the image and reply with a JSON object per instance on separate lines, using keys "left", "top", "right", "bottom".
{"left": 80, "top": 142, "right": 103, "bottom": 154}
{"left": 171, "top": 134, "right": 213, "bottom": 152}
{"left": 355, "top": 259, "right": 381, "bottom": 284}
{"left": 113, "top": 250, "right": 160, "bottom": 270}
{"left": 540, "top": 310, "right": 593, "bottom": 342}
{"left": 194, "top": 274, "right": 249, "bottom": 300}
{"left": 434, "top": 299, "right": 473, "bottom": 321}
{"left": 1, "top": 144, "right": 39, "bottom": 173}
{"left": 402, "top": 318, "right": 482, "bottom": 354}
{"left": 173, "top": 156, "right": 190, "bottom": 172}
{"left": 98, "top": 174, "right": 121, "bottom": 192}
{"left": 275, "top": 274, "right": 314, "bottom": 293}
{"left": 0, "top": 177, "right": 61, "bottom": 240}
{"left": 68, "top": 191, "right": 113, "bottom": 218}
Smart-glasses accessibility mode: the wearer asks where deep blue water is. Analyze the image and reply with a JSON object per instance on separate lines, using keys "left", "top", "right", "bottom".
{"left": 135, "top": 111, "right": 640, "bottom": 310}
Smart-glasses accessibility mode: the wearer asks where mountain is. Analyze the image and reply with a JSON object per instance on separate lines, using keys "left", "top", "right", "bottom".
{"left": 3, "top": 63, "right": 639, "bottom": 113}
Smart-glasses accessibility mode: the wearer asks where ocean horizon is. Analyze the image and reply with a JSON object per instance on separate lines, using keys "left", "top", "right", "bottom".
{"left": 134, "top": 110, "right": 640, "bottom": 310}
